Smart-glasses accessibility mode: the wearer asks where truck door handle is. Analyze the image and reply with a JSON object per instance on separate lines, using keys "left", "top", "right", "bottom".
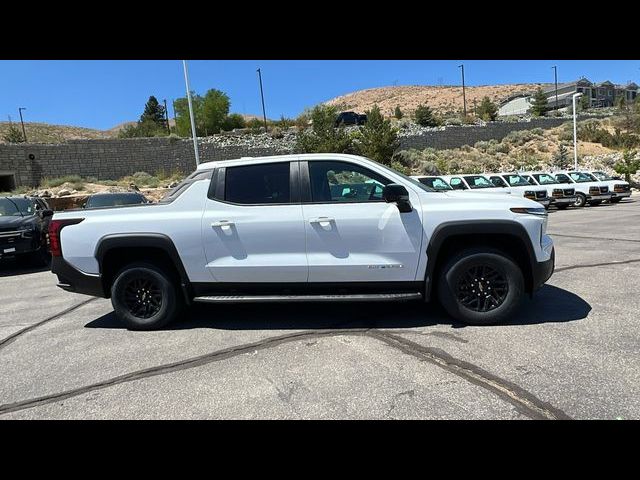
{"left": 211, "top": 220, "right": 234, "bottom": 228}
{"left": 309, "top": 217, "right": 334, "bottom": 224}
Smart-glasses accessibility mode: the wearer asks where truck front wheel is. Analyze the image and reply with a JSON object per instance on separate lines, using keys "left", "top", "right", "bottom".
{"left": 111, "top": 262, "right": 183, "bottom": 330}
{"left": 574, "top": 193, "right": 587, "bottom": 207}
{"left": 437, "top": 249, "right": 524, "bottom": 325}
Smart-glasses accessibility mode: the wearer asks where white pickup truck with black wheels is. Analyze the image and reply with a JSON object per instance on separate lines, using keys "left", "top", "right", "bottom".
{"left": 520, "top": 172, "right": 577, "bottom": 210}
{"left": 552, "top": 171, "right": 612, "bottom": 207}
{"left": 582, "top": 171, "right": 631, "bottom": 203}
{"left": 50, "top": 154, "right": 555, "bottom": 330}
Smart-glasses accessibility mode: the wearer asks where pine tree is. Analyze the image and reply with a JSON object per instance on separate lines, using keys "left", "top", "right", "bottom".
{"left": 355, "top": 105, "right": 399, "bottom": 165}
{"left": 580, "top": 94, "right": 590, "bottom": 111}
{"left": 553, "top": 144, "right": 570, "bottom": 169}
{"left": 614, "top": 149, "right": 640, "bottom": 183}
{"left": 530, "top": 88, "right": 549, "bottom": 117}
{"left": 140, "top": 96, "right": 167, "bottom": 128}
{"left": 476, "top": 96, "right": 498, "bottom": 121}
{"left": 414, "top": 104, "right": 438, "bottom": 127}
{"left": 394, "top": 105, "right": 403, "bottom": 119}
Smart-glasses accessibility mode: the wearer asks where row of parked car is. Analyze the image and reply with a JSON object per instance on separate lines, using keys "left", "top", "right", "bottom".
{"left": 411, "top": 170, "right": 632, "bottom": 209}
{"left": 0, "top": 192, "right": 149, "bottom": 266}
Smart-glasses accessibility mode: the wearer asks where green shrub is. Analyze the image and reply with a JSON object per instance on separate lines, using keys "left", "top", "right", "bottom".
{"left": 354, "top": 105, "right": 399, "bottom": 165}
{"left": 414, "top": 104, "right": 439, "bottom": 127}
{"left": 389, "top": 160, "right": 411, "bottom": 175}
{"left": 41, "top": 175, "right": 83, "bottom": 188}
{"left": 295, "top": 104, "right": 354, "bottom": 154}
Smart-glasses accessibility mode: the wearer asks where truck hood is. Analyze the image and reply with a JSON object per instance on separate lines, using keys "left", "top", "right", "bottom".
{"left": 0, "top": 215, "right": 37, "bottom": 229}
{"left": 437, "top": 190, "right": 541, "bottom": 209}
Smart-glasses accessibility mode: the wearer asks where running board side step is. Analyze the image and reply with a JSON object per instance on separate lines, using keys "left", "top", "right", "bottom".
{"left": 193, "top": 293, "right": 423, "bottom": 303}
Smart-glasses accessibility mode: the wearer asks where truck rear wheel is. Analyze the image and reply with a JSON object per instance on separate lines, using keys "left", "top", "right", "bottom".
{"left": 437, "top": 249, "right": 524, "bottom": 325}
{"left": 111, "top": 262, "right": 183, "bottom": 330}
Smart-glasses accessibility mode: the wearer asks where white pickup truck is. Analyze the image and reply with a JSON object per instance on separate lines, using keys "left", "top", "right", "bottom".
{"left": 50, "top": 154, "right": 555, "bottom": 330}
{"left": 582, "top": 171, "right": 631, "bottom": 203}
{"left": 520, "top": 172, "right": 577, "bottom": 210}
{"left": 552, "top": 171, "right": 612, "bottom": 207}
{"left": 487, "top": 173, "right": 551, "bottom": 208}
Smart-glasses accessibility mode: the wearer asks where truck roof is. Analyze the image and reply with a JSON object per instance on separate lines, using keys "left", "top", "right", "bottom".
{"left": 197, "top": 153, "right": 372, "bottom": 170}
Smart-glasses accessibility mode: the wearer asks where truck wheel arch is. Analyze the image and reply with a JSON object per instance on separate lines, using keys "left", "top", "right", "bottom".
{"left": 95, "top": 233, "right": 192, "bottom": 303}
{"left": 424, "top": 220, "right": 537, "bottom": 301}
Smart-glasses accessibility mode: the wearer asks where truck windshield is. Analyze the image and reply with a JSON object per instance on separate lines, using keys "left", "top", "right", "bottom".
{"left": 463, "top": 176, "right": 494, "bottom": 189}
{"left": 376, "top": 164, "right": 436, "bottom": 192}
{"left": 504, "top": 174, "right": 531, "bottom": 187}
{"left": 0, "top": 197, "right": 34, "bottom": 216}
{"left": 569, "top": 172, "right": 595, "bottom": 183}
{"left": 533, "top": 173, "right": 559, "bottom": 185}
{"left": 417, "top": 177, "right": 453, "bottom": 190}
{"left": 592, "top": 171, "right": 612, "bottom": 181}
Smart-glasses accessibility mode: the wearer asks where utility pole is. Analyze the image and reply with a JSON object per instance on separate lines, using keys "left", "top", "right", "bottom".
{"left": 458, "top": 64, "right": 467, "bottom": 118}
{"left": 163, "top": 99, "right": 171, "bottom": 134}
{"left": 552, "top": 65, "right": 559, "bottom": 111}
{"left": 257, "top": 68, "right": 268, "bottom": 132}
{"left": 18, "top": 107, "right": 27, "bottom": 142}
{"left": 572, "top": 93, "right": 583, "bottom": 171}
{"left": 182, "top": 60, "right": 200, "bottom": 166}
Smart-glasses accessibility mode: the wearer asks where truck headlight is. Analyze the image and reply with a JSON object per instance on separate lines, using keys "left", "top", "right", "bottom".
{"left": 18, "top": 224, "right": 35, "bottom": 238}
{"left": 510, "top": 207, "right": 547, "bottom": 216}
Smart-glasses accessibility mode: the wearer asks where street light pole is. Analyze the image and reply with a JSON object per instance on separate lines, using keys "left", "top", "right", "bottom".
{"left": 458, "top": 64, "right": 467, "bottom": 118}
{"left": 257, "top": 68, "right": 268, "bottom": 132}
{"left": 18, "top": 107, "right": 27, "bottom": 143}
{"left": 163, "top": 99, "right": 171, "bottom": 135}
{"left": 182, "top": 60, "right": 200, "bottom": 167}
{"left": 572, "top": 92, "right": 583, "bottom": 171}
{"left": 552, "top": 66, "right": 558, "bottom": 112}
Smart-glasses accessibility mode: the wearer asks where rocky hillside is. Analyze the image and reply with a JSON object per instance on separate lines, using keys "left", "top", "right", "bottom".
{"left": 0, "top": 121, "right": 115, "bottom": 144}
{"left": 325, "top": 83, "right": 553, "bottom": 117}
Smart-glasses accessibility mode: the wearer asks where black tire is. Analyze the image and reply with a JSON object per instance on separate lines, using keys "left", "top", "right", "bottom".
{"left": 556, "top": 204, "right": 569, "bottom": 210}
{"left": 588, "top": 200, "right": 603, "bottom": 206}
{"left": 111, "top": 262, "right": 183, "bottom": 330}
{"left": 610, "top": 197, "right": 622, "bottom": 204}
{"left": 437, "top": 249, "right": 524, "bottom": 325}
{"left": 574, "top": 193, "right": 587, "bottom": 208}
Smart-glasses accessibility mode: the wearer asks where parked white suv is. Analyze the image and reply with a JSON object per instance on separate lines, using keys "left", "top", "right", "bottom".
{"left": 552, "top": 171, "right": 612, "bottom": 207}
{"left": 520, "top": 172, "right": 577, "bottom": 210}
{"left": 50, "top": 154, "right": 555, "bottom": 329}
{"left": 582, "top": 171, "right": 631, "bottom": 203}
{"left": 487, "top": 173, "right": 551, "bottom": 208}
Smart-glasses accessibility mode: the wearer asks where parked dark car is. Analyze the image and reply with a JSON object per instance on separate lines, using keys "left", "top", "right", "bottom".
{"left": 83, "top": 192, "right": 149, "bottom": 209}
{"left": 335, "top": 111, "right": 367, "bottom": 127}
{"left": 0, "top": 196, "right": 53, "bottom": 266}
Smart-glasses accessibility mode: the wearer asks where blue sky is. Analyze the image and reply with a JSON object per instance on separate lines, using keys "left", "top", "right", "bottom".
{"left": 1, "top": 60, "right": 638, "bottom": 130}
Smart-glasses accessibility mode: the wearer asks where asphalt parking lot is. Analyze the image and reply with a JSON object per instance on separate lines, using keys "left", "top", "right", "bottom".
{"left": 1, "top": 199, "right": 639, "bottom": 420}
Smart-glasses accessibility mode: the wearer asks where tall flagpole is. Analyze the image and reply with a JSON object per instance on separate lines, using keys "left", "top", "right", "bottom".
{"left": 182, "top": 60, "right": 200, "bottom": 166}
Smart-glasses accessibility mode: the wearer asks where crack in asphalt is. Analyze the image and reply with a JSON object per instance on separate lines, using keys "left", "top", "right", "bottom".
{"left": 549, "top": 233, "right": 640, "bottom": 244}
{"left": 369, "top": 331, "right": 571, "bottom": 420}
{"left": 0, "top": 326, "right": 571, "bottom": 420}
{"left": 0, "top": 298, "right": 98, "bottom": 351}
{"left": 555, "top": 258, "right": 640, "bottom": 273}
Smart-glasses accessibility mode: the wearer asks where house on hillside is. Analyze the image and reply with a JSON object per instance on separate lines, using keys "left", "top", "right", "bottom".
{"left": 497, "top": 78, "right": 639, "bottom": 116}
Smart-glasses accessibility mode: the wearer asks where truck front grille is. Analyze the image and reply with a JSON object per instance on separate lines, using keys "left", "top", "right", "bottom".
{"left": 600, "top": 186, "right": 609, "bottom": 194}
{"left": 535, "top": 191, "right": 546, "bottom": 199}
{"left": 563, "top": 188, "right": 575, "bottom": 196}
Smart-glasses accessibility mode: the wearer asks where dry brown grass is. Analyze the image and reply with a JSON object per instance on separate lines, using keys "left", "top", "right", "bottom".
{"left": 325, "top": 83, "right": 553, "bottom": 117}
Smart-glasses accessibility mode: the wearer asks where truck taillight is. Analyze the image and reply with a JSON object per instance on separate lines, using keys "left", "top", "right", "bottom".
{"left": 48, "top": 218, "right": 84, "bottom": 257}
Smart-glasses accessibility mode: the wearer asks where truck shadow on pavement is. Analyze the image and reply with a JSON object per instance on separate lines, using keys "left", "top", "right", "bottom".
{"left": 85, "top": 284, "right": 591, "bottom": 331}
{"left": 0, "top": 259, "right": 51, "bottom": 277}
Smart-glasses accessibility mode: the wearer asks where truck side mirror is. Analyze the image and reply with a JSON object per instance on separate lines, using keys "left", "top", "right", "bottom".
{"left": 383, "top": 184, "right": 412, "bottom": 213}
{"left": 41, "top": 209, "right": 54, "bottom": 218}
